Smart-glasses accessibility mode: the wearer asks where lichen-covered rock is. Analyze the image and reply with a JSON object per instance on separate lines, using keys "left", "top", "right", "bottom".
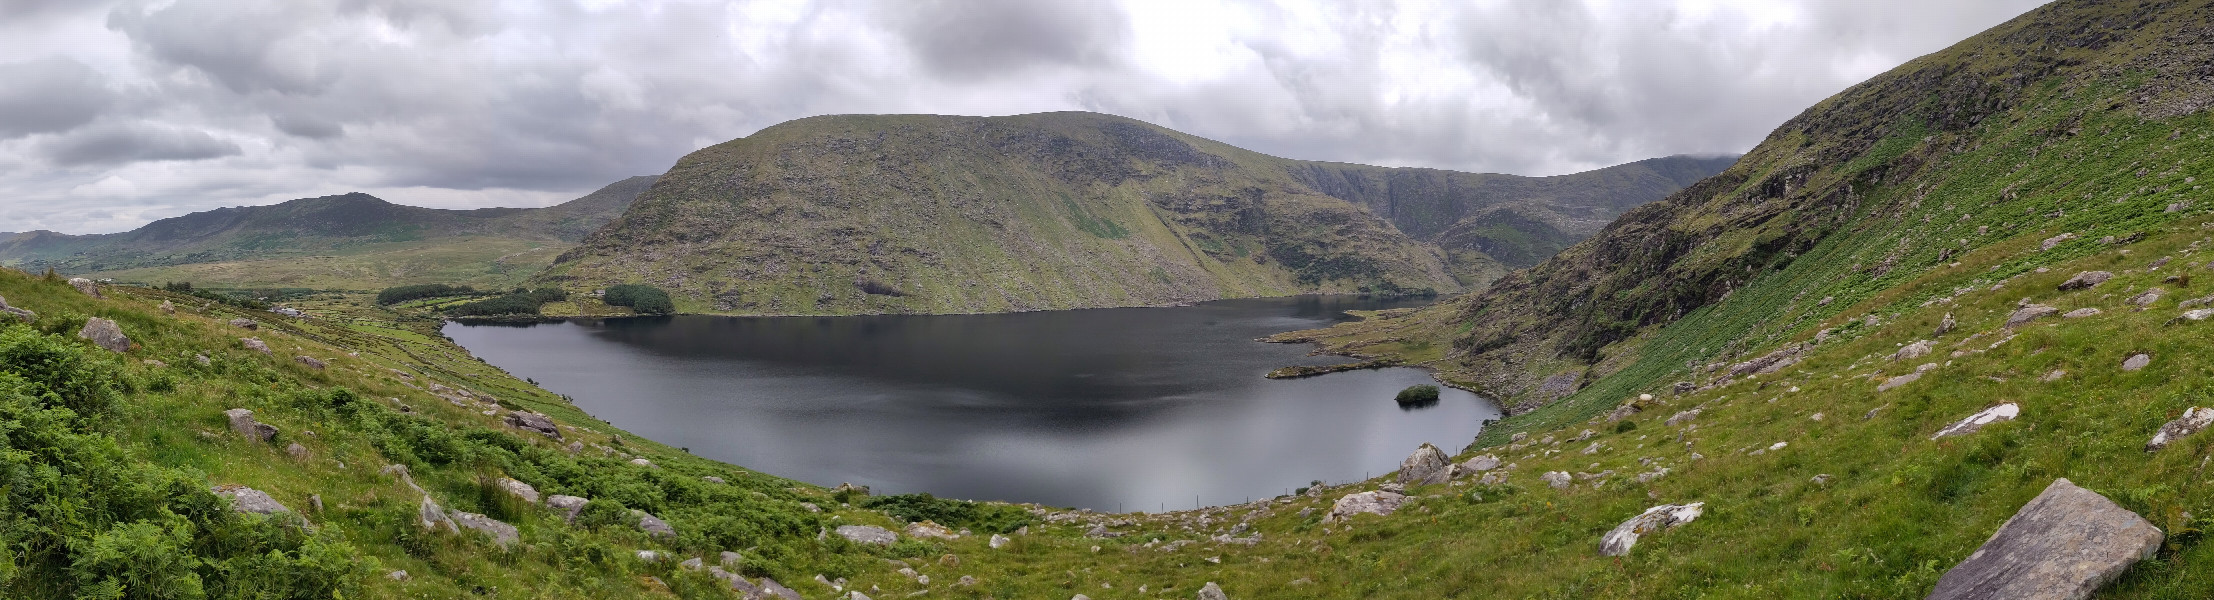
{"left": 213, "top": 485, "right": 291, "bottom": 515}
{"left": 503, "top": 411, "right": 562, "bottom": 439}
{"left": 498, "top": 478, "right": 539, "bottom": 504}
{"left": 285, "top": 443, "right": 310, "bottom": 461}
{"left": 1935, "top": 313, "right": 1956, "bottom": 336}
{"left": 1541, "top": 471, "right": 1572, "bottom": 489}
{"left": 545, "top": 495, "right": 588, "bottom": 522}
{"left": 2146, "top": 407, "right": 2213, "bottom": 452}
{"left": 77, "top": 317, "right": 130, "bottom": 353}
{"left": 67, "top": 277, "right": 101, "bottom": 298}
{"left": 1598, "top": 502, "right": 1704, "bottom": 556}
{"left": 835, "top": 524, "right": 898, "bottom": 546}
{"left": 1396, "top": 443, "right": 1451, "bottom": 485}
{"left": 159, "top": 300, "right": 175, "bottom": 315}
{"left": 224, "top": 408, "right": 278, "bottom": 443}
{"left": 1323, "top": 490, "right": 1407, "bottom": 523}
{"left": 1927, "top": 479, "right": 2162, "bottom": 600}
{"left": 1933, "top": 404, "right": 2021, "bottom": 440}
{"left": 1894, "top": 340, "right": 1935, "bottom": 361}
{"left": 2057, "top": 271, "right": 2113, "bottom": 290}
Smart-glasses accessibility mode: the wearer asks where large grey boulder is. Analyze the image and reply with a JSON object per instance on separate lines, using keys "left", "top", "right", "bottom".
{"left": 638, "top": 512, "right": 676, "bottom": 539}
{"left": 212, "top": 485, "right": 291, "bottom": 515}
{"left": 1396, "top": 443, "right": 1451, "bottom": 485}
{"left": 418, "top": 496, "right": 455, "bottom": 533}
{"left": 1932, "top": 404, "right": 2020, "bottom": 440}
{"left": 1322, "top": 490, "right": 1407, "bottom": 523}
{"left": 67, "top": 277, "right": 101, "bottom": 298}
{"left": 224, "top": 408, "right": 278, "bottom": 443}
{"left": 77, "top": 317, "right": 130, "bottom": 353}
{"left": 448, "top": 509, "right": 519, "bottom": 547}
{"left": 835, "top": 524, "right": 898, "bottom": 546}
{"left": 503, "top": 412, "right": 562, "bottom": 439}
{"left": 1460, "top": 454, "right": 1502, "bottom": 473}
{"left": 545, "top": 495, "right": 588, "bottom": 522}
{"left": 1927, "top": 478, "right": 2163, "bottom": 600}
{"left": 497, "top": 478, "right": 539, "bottom": 504}
{"left": 1197, "top": 581, "right": 1228, "bottom": 600}
{"left": 1598, "top": 502, "right": 1705, "bottom": 556}
{"left": 2057, "top": 271, "right": 2113, "bottom": 291}
{"left": 2146, "top": 407, "right": 2213, "bottom": 452}
{"left": 1894, "top": 340, "right": 1935, "bottom": 362}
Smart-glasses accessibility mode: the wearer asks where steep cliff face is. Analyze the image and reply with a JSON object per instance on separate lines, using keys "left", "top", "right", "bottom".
{"left": 545, "top": 112, "right": 1726, "bottom": 315}
{"left": 1287, "top": 0, "right": 2214, "bottom": 426}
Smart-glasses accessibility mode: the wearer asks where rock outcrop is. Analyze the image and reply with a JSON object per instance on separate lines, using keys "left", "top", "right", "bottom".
{"left": 224, "top": 409, "right": 278, "bottom": 443}
{"left": 449, "top": 510, "right": 519, "bottom": 547}
{"left": 1396, "top": 443, "right": 1451, "bottom": 485}
{"left": 212, "top": 485, "right": 291, "bottom": 515}
{"left": 1197, "top": 581, "right": 1229, "bottom": 600}
{"left": 546, "top": 495, "right": 588, "bottom": 522}
{"left": 67, "top": 277, "right": 101, "bottom": 298}
{"left": 835, "top": 524, "right": 898, "bottom": 546}
{"left": 294, "top": 355, "right": 326, "bottom": 370}
{"left": 1933, "top": 404, "right": 2020, "bottom": 440}
{"left": 2006, "top": 305, "right": 2060, "bottom": 328}
{"left": 1323, "top": 490, "right": 1408, "bottom": 523}
{"left": 504, "top": 411, "right": 562, "bottom": 439}
{"left": 638, "top": 513, "right": 676, "bottom": 539}
{"left": 1598, "top": 502, "right": 1704, "bottom": 556}
{"left": 77, "top": 318, "right": 130, "bottom": 353}
{"left": 2056, "top": 271, "right": 2112, "bottom": 290}
{"left": 2146, "top": 407, "right": 2213, "bottom": 452}
{"left": 1927, "top": 479, "right": 2162, "bottom": 600}
{"left": 498, "top": 478, "right": 540, "bottom": 504}
{"left": 1541, "top": 471, "right": 1573, "bottom": 489}
{"left": 241, "top": 337, "right": 270, "bottom": 354}
{"left": 230, "top": 318, "right": 258, "bottom": 330}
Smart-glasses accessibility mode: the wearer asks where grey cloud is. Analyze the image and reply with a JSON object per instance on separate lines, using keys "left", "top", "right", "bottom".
{"left": 0, "top": 0, "right": 104, "bottom": 19}
{"left": 878, "top": 0, "right": 1129, "bottom": 80}
{"left": 0, "top": 57, "right": 113, "bottom": 138}
{"left": 108, "top": 0, "right": 337, "bottom": 94}
{"left": 270, "top": 113, "right": 343, "bottom": 139}
{"left": 38, "top": 122, "right": 242, "bottom": 165}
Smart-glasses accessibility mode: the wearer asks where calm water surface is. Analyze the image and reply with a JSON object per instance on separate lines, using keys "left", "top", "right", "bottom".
{"left": 445, "top": 296, "right": 1497, "bottom": 512}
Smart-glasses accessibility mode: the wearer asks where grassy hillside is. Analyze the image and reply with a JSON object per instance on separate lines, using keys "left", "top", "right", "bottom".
{"left": 0, "top": 176, "right": 656, "bottom": 291}
{"left": 543, "top": 113, "right": 1727, "bottom": 315}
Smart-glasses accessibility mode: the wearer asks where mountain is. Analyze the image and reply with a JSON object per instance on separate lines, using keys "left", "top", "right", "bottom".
{"left": 544, "top": 112, "right": 1729, "bottom": 315}
{"left": 1285, "top": 0, "right": 2214, "bottom": 426}
{"left": 0, "top": 176, "right": 655, "bottom": 289}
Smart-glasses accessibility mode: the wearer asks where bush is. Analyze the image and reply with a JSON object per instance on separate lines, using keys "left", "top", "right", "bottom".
{"left": 859, "top": 493, "right": 1034, "bottom": 534}
{"left": 603, "top": 284, "right": 674, "bottom": 315}
{"left": 376, "top": 283, "right": 478, "bottom": 305}
{"left": 1394, "top": 384, "right": 1441, "bottom": 405}
{"left": 442, "top": 288, "right": 567, "bottom": 317}
{"left": 1614, "top": 420, "right": 1638, "bottom": 434}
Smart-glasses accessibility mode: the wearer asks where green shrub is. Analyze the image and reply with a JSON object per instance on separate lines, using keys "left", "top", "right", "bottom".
{"left": 1614, "top": 420, "right": 1637, "bottom": 434}
{"left": 602, "top": 284, "right": 673, "bottom": 315}
{"left": 376, "top": 283, "right": 478, "bottom": 305}
{"left": 859, "top": 493, "right": 1034, "bottom": 534}
{"left": 1394, "top": 385, "right": 1441, "bottom": 405}
{"left": 442, "top": 287, "right": 567, "bottom": 317}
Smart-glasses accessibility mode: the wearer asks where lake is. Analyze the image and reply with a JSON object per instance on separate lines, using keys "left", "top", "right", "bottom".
{"left": 444, "top": 296, "right": 1498, "bottom": 512}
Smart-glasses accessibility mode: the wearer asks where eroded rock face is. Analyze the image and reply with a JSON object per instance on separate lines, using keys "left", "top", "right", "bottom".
{"left": 835, "top": 524, "right": 898, "bottom": 546}
{"left": 1397, "top": 443, "right": 1451, "bottom": 485}
{"left": 504, "top": 412, "right": 562, "bottom": 439}
{"left": 1598, "top": 502, "right": 1704, "bottom": 557}
{"left": 78, "top": 318, "right": 130, "bottom": 353}
{"left": 2146, "top": 407, "right": 2213, "bottom": 452}
{"left": 1933, "top": 404, "right": 2021, "bottom": 440}
{"left": 2057, "top": 271, "right": 2113, "bottom": 290}
{"left": 224, "top": 408, "right": 278, "bottom": 443}
{"left": 1928, "top": 479, "right": 2162, "bottom": 600}
{"left": 213, "top": 485, "right": 291, "bottom": 515}
{"left": 1323, "top": 490, "right": 1407, "bottom": 523}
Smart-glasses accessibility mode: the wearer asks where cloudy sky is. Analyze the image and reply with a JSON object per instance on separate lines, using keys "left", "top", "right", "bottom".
{"left": 0, "top": 0, "right": 2048, "bottom": 234}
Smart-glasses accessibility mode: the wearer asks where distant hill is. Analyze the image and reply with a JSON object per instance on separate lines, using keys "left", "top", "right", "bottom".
{"left": 0, "top": 176, "right": 655, "bottom": 289}
{"left": 547, "top": 112, "right": 1728, "bottom": 315}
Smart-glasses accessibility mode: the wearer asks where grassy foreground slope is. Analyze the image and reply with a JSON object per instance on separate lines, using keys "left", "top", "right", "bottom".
{"left": 544, "top": 112, "right": 1728, "bottom": 315}
{"left": 0, "top": 176, "right": 655, "bottom": 291}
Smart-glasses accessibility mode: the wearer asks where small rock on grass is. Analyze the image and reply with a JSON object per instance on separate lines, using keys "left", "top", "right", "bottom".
{"left": 2121, "top": 354, "right": 2151, "bottom": 371}
{"left": 1598, "top": 502, "right": 1704, "bottom": 556}
{"left": 1323, "top": 490, "right": 1407, "bottom": 523}
{"left": 1932, "top": 404, "right": 2020, "bottom": 440}
{"left": 2146, "top": 407, "right": 2214, "bottom": 452}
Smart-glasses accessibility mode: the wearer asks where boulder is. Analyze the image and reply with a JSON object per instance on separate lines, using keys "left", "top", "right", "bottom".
{"left": 755, "top": 577, "right": 801, "bottom": 600}
{"left": 1894, "top": 340, "right": 1935, "bottom": 362}
{"left": 1541, "top": 471, "right": 1573, "bottom": 489}
{"left": 638, "top": 512, "right": 676, "bottom": 539}
{"left": 67, "top": 277, "right": 101, "bottom": 298}
{"left": 2062, "top": 308, "right": 2101, "bottom": 318}
{"left": 989, "top": 534, "right": 1010, "bottom": 548}
{"left": 241, "top": 337, "right": 270, "bottom": 354}
{"left": 2006, "top": 305, "right": 2059, "bottom": 328}
{"left": 448, "top": 509, "right": 519, "bottom": 547}
{"left": 1396, "top": 443, "right": 1451, "bottom": 485}
{"left": 503, "top": 412, "right": 562, "bottom": 439}
{"left": 1197, "top": 581, "right": 1228, "bottom": 600}
{"left": 1665, "top": 408, "right": 1702, "bottom": 427}
{"left": 77, "top": 318, "right": 130, "bottom": 353}
{"left": 702, "top": 476, "right": 726, "bottom": 484}
{"left": 679, "top": 557, "right": 702, "bottom": 571}
{"left": 708, "top": 566, "right": 759, "bottom": 595}
{"left": 2121, "top": 354, "right": 2151, "bottom": 371}
{"left": 2127, "top": 287, "right": 2164, "bottom": 307}
{"left": 1877, "top": 372, "right": 1922, "bottom": 392}
{"left": 230, "top": 318, "right": 259, "bottom": 330}
{"left": 2056, "top": 271, "right": 2112, "bottom": 291}
{"left": 1935, "top": 313, "right": 1956, "bottom": 336}
{"left": 1597, "top": 502, "right": 1704, "bottom": 556}
{"left": 285, "top": 443, "right": 310, "bottom": 461}
{"left": 1927, "top": 479, "right": 2163, "bottom": 600}
{"left": 2041, "top": 233, "right": 2076, "bottom": 251}
{"left": 545, "top": 495, "right": 587, "bottom": 522}
{"left": 2145, "top": 407, "right": 2213, "bottom": 452}
{"left": 835, "top": 524, "right": 898, "bottom": 546}
{"left": 418, "top": 496, "right": 455, "bottom": 532}
{"left": 294, "top": 355, "right": 326, "bottom": 370}
{"left": 497, "top": 477, "right": 539, "bottom": 504}
{"left": 387, "top": 570, "right": 409, "bottom": 582}
{"left": 224, "top": 408, "right": 278, "bottom": 443}
{"left": 905, "top": 520, "right": 958, "bottom": 540}
{"left": 1932, "top": 404, "right": 2021, "bottom": 440}
{"left": 629, "top": 458, "right": 655, "bottom": 468}
{"left": 1322, "top": 490, "right": 1407, "bottom": 523}
{"left": 212, "top": 485, "right": 291, "bottom": 515}
{"left": 1460, "top": 454, "right": 1501, "bottom": 473}
{"left": 159, "top": 300, "right": 175, "bottom": 315}
{"left": 833, "top": 482, "right": 870, "bottom": 497}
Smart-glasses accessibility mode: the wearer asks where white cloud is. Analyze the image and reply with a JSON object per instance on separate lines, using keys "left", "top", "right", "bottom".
{"left": 0, "top": 0, "right": 2049, "bottom": 233}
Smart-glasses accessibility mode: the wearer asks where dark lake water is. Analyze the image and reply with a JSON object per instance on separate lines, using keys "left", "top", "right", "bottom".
{"left": 444, "top": 296, "right": 1497, "bottom": 512}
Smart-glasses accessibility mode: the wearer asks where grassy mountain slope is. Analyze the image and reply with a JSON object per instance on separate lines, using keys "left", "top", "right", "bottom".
{"left": 0, "top": 176, "right": 656, "bottom": 291}
{"left": 1284, "top": 0, "right": 2214, "bottom": 426}
{"left": 543, "top": 112, "right": 1727, "bottom": 315}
